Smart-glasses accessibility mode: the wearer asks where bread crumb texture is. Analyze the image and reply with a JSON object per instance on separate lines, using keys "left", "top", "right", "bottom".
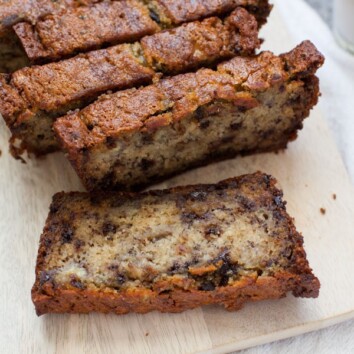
{"left": 32, "top": 173, "right": 320, "bottom": 315}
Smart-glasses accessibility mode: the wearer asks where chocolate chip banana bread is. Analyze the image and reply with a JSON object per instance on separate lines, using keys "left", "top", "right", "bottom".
{"left": 54, "top": 41, "right": 324, "bottom": 192}
{"left": 32, "top": 172, "right": 320, "bottom": 316}
{"left": 13, "top": 0, "right": 271, "bottom": 64}
{"left": 1, "top": 8, "right": 260, "bottom": 157}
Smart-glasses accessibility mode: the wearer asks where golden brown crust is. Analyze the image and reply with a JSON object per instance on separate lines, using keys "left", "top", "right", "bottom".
{"left": 155, "top": 0, "right": 272, "bottom": 26}
{"left": 33, "top": 273, "right": 318, "bottom": 315}
{"left": 32, "top": 173, "right": 320, "bottom": 316}
{"left": 9, "top": 0, "right": 270, "bottom": 64}
{"left": 1, "top": 8, "right": 261, "bottom": 157}
{"left": 13, "top": 0, "right": 159, "bottom": 63}
{"left": 55, "top": 40, "right": 324, "bottom": 152}
{"left": 11, "top": 44, "right": 154, "bottom": 112}
{"left": 141, "top": 7, "right": 260, "bottom": 73}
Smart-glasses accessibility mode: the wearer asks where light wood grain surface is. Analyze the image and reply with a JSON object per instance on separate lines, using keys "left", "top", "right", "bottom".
{"left": 1, "top": 8, "right": 354, "bottom": 354}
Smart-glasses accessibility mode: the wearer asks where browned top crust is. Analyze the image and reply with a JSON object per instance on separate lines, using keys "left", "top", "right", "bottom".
{"left": 13, "top": 0, "right": 159, "bottom": 63}
{"left": 10, "top": 44, "right": 154, "bottom": 112}
{"left": 0, "top": 0, "right": 97, "bottom": 36}
{"left": 0, "top": 8, "right": 260, "bottom": 130}
{"left": 32, "top": 172, "right": 320, "bottom": 316}
{"left": 54, "top": 41, "right": 324, "bottom": 153}
{"left": 155, "top": 0, "right": 272, "bottom": 26}
{"left": 8, "top": 0, "right": 271, "bottom": 64}
{"left": 141, "top": 7, "right": 259, "bottom": 73}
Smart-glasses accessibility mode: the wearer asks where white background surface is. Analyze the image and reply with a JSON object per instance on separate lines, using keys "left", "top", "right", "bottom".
{"left": 237, "top": 1, "right": 354, "bottom": 353}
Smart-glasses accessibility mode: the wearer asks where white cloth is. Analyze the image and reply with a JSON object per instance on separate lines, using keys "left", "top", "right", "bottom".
{"left": 277, "top": 0, "right": 354, "bottom": 181}
{"left": 236, "top": 0, "right": 354, "bottom": 353}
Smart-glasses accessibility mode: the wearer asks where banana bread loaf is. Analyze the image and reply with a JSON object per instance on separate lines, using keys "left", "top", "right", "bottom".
{"left": 32, "top": 172, "right": 320, "bottom": 316}
{"left": 54, "top": 41, "right": 324, "bottom": 192}
{"left": 13, "top": 0, "right": 271, "bottom": 64}
{"left": 1, "top": 8, "right": 260, "bottom": 156}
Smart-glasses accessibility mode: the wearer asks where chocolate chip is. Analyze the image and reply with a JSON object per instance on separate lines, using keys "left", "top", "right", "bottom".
{"left": 98, "top": 171, "right": 116, "bottom": 190}
{"left": 50, "top": 204, "right": 59, "bottom": 214}
{"left": 263, "top": 174, "right": 271, "bottom": 187}
{"left": 39, "top": 271, "right": 52, "bottom": 286}
{"left": 70, "top": 279, "right": 85, "bottom": 289}
{"left": 237, "top": 106, "right": 248, "bottom": 113}
{"left": 274, "top": 196, "right": 283, "bottom": 207}
{"left": 116, "top": 274, "right": 126, "bottom": 285}
{"left": 194, "top": 107, "right": 205, "bottom": 121}
{"left": 61, "top": 225, "right": 74, "bottom": 244}
{"left": 219, "top": 276, "right": 229, "bottom": 287}
{"left": 102, "top": 222, "right": 117, "bottom": 236}
{"left": 44, "top": 238, "right": 53, "bottom": 248}
{"left": 108, "top": 264, "right": 118, "bottom": 271}
{"left": 213, "top": 249, "right": 230, "bottom": 263}
{"left": 140, "top": 158, "right": 155, "bottom": 171}
{"left": 199, "top": 120, "right": 210, "bottom": 129}
{"left": 106, "top": 136, "right": 117, "bottom": 149}
{"left": 189, "top": 191, "right": 208, "bottom": 201}
{"left": 237, "top": 195, "right": 257, "bottom": 211}
{"left": 248, "top": 241, "right": 255, "bottom": 248}
{"left": 199, "top": 282, "right": 215, "bottom": 291}
{"left": 181, "top": 212, "right": 199, "bottom": 223}
{"left": 149, "top": 9, "right": 161, "bottom": 23}
{"left": 230, "top": 122, "right": 242, "bottom": 130}
{"left": 205, "top": 226, "right": 221, "bottom": 236}
{"left": 168, "top": 262, "right": 181, "bottom": 274}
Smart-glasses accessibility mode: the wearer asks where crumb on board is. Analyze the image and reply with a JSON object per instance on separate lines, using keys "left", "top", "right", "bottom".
{"left": 320, "top": 208, "right": 326, "bottom": 215}
{"left": 332, "top": 193, "right": 337, "bottom": 200}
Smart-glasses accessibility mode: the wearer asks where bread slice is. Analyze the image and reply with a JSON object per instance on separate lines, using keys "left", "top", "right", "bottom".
{"left": 13, "top": 0, "right": 271, "bottom": 64}
{"left": 149, "top": 0, "right": 272, "bottom": 27}
{"left": 54, "top": 41, "right": 324, "bottom": 192}
{"left": 32, "top": 172, "right": 320, "bottom": 316}
{"left": 0, "top": 8, "right": 260, "bottom": 157}
{"left": 13, "top": 0, "right": 159, "bottom": 64}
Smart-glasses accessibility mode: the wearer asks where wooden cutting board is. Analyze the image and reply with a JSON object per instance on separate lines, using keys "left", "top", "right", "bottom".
{"left": 1, "top": 6, "right": 354, "bottom": 354}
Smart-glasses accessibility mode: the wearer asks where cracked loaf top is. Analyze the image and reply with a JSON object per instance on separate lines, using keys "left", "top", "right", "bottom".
{"left": 55, "top": 41, "right": 324, "bottom": 152}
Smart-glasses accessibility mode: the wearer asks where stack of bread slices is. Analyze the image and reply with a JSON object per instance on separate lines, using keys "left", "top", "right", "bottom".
{"left": 0, "top": 0, "right": 324, "bottom": 316}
